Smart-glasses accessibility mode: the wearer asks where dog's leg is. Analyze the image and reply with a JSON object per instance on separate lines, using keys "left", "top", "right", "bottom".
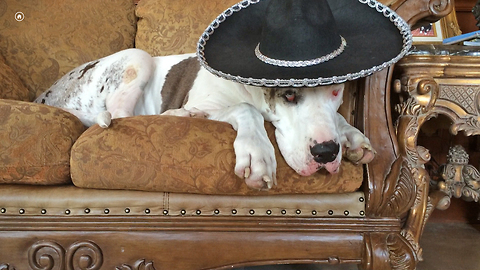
{"left": 337, "top": 113, "right": 376, "bottom": 164}
{"left": 105, "top": 84, "right": 143, "bottom": 119}
{"left": 206, "top": 103, "right": 277, "bottom": 190}
{"left": 102, "top": 59, "right": 154, "bottom": 128}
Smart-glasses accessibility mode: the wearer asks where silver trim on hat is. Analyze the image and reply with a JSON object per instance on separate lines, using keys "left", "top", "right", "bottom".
{"left": 197, "top": 0, "right": 413, "bottom": 87}
{"left": 254, "top": 36, "right": 347, "bottom": 68}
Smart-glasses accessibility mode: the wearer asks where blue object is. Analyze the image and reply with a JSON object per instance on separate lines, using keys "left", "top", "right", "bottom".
{"left": 443, "top": 30, "right": 480, "bottom": 45}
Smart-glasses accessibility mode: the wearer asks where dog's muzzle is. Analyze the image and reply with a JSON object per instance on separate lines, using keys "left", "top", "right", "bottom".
{"left": 310, "top": 140, "right": 339, "bottom": 164}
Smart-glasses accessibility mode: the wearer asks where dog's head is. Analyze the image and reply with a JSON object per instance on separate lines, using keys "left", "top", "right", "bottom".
{"left": 261, "top": 84, "right": 345, "bottom": 176}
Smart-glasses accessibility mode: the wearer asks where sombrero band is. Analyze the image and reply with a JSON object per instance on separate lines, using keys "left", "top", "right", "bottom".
{"left": 254, "top": 36, "right": 347, "bottom": 68}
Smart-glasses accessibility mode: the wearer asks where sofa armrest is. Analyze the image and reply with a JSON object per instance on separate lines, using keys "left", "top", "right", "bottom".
{"left": 0, "top": 100, "right": 85, "bottom": 185}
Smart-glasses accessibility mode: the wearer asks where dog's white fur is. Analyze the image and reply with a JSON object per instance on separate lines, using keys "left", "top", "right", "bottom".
{"left": 35, "top": 48, "right": 375, "bottom": 190}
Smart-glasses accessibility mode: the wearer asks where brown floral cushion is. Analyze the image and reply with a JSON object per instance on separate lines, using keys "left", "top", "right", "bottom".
{"left": 0, "top": 54, "right": 32, "bottom": 101}
{"left": 135, "top": 0, "right": 240, "bottom": 56}
{"left": 71, "top": 116, "right": 363, "bottom": 195}
{"left": 0, "top": 99, "right": 86, "bottom": 185}
{"left": 0, "top": 0, "right": 136, "bottom": 98}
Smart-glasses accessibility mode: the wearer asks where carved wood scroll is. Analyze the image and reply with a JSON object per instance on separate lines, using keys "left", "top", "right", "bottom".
{"left": 25, "top": 240, "right": 158, "bottom": 270}
{"left": 28, "top": 240, "right": 103, "bottom": 270}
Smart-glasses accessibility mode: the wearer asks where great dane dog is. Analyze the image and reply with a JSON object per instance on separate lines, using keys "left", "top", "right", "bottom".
{"left": 35, "top": 48, "right": 375, "bottom": 190}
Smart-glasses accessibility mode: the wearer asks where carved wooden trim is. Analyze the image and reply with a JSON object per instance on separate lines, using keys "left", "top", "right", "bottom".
{"left": 386, "top": 233, "right": 417, "bottom": 270}
{"left": 28, "top": 240, "right": 66, "bottom": 270}
{"left": 439, "top": 145, "right": 480, "bottom": 201}
{"left": 362, "top": 232, "right": 418, "bottom": 270}
{"left": 28, "top": 240, "right": 103, "bottom": 270}
{"left": 66, "top": 241, "right": 103, "bottom": 270}
{"left": 391, "top": 0, "right": 454, "bottom": 27}
{"left": 116, "top": 259, "right": 156, "bottom": 270}
{"left": 378, "top": 70, "right": 443, "bottom": 263}
{"left": 389, "top": 49, "right": 480, "bottom": 267}
{"left": 0, "top": 264, "right": 15, "bottom": 270}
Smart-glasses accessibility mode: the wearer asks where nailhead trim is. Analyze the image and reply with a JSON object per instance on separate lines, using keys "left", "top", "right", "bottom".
{"left": 359, "top": 197, "right": 365, "bottom": 202}
{"left": 0, "top": 207, "right": 365, "bottom": 216}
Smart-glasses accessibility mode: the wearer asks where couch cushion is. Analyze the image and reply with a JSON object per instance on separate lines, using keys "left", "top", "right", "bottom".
{"left": 0, "top": 100, "right": 86, "bottom": 185}
{"left": 0, "top": 54, "right": 32, "bottom": 101}
{"left": 71, "top": 116, "right": 363, "bottom": 195}
{"left": 0, "top": 0, "right": 137, "bottom": 99}
{"left": 135, "top": 0, "right": 240, "bottom": 56}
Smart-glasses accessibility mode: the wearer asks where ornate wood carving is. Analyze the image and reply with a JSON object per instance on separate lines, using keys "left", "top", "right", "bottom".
{"left": 438, "top": 145, "right": 480, "bottom": 201}
{"left": 0, "top": 264, "right": 15, "bottom": 270}
{"left": 376, "top": 61, "right": 445, "bottom": 265}
{"left": 392, "top": 95, "right": 433, "bottom": 262}
{"left": 28, "top": 240, "right": 66, "bottom": 270}
{"left": 386, "top": 233, "right": 417, "bottom": 270}
{"left": 28, "top": 240, "right": 103, "bottom": 270}
{"left": 391, "top": 0, "right": 453, "bottom": 27}
{"left": 390, "top": 46, "right": 480, "bottom": 269}
{"left": 116, "top": 259, "right": 156, "bottom": 270}
{"left": 376, "top": 77, "right": 437, "bottom": 219}
{"left": 66, "top": 241, "right": 103, "bottom": 270}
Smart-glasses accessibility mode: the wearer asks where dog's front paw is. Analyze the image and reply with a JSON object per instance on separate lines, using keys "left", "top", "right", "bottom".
{"left": 233, "top": 135, "right": 277, "bottom": 190}
{"left": 342, "top": 129, "right": 376, "bottom": 164}
{"left": 96, "top": 111, "right": 112, "bottom": 128}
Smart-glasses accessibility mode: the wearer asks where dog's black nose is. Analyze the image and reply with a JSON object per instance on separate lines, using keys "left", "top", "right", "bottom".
{"left": 310, "top": 141, "right": 340, "bottom": 163}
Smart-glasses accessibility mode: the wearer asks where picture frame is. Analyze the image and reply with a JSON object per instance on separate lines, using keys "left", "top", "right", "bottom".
{"left": 412, "top": 8, "right": 462, "bottom": 44}
{"left": 412, "top": 21, "right": 444, "bottom": 43}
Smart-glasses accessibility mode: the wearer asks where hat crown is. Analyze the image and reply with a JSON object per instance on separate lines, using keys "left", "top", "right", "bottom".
{"left": 258, "top": 0, "right": 342, "bottom": 62}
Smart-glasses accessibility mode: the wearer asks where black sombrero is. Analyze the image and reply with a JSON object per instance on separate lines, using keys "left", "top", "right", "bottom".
{"left": 197, "top": 0, "right": 412, "bottom": 87}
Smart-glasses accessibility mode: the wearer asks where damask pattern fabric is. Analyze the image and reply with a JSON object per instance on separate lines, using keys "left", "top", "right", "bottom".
{"left": 71, "top": 116, "right": 363, "bottom": 195}
{"left": 0, "top": 0, "right": 137, "bottom": 98}
{"left": 135, "top": 0, "right": 239, "bottom": 56}
{"left": 0, "top": 54, "right": 32, "bottom": 101}
{"left": 0, "top": 100, "right": 86, "bottom": 185}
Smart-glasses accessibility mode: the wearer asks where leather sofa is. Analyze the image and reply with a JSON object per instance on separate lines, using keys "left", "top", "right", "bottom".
{"left": 0, "top": 0, "right": 453, "bottom": 269}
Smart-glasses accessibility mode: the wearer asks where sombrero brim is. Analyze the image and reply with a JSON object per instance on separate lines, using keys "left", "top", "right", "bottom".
{"left": 197, "top": 0, "right": 412, "bottom": 87}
